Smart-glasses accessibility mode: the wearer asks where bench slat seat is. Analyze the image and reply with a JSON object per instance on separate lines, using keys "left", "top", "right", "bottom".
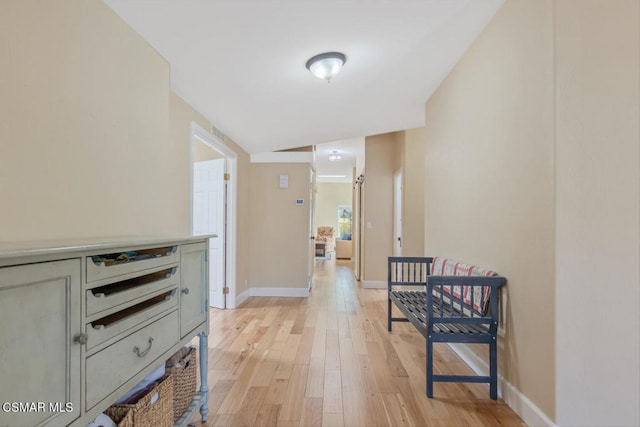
{"left": 387, "top": 256, "right": 505, "bottom": 400}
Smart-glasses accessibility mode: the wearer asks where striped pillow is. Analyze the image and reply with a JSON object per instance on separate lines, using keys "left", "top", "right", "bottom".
{"left": 431, "top": 257, "right": 496, "bottom": 313}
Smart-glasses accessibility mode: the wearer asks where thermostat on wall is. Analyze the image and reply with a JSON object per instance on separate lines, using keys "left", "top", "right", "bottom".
{"left": 295, "top": 198, "right": 304, "bottom": 206}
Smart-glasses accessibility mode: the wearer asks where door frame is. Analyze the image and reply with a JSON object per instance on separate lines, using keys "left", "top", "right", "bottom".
{"left": 393, "top": 170, "right": 403, "bottom": 257}
{"left": 308, "top": 168, "right": 316, "bottom": 291}
{"left": 190, "top": 122, "right": 238, "bottom": 309}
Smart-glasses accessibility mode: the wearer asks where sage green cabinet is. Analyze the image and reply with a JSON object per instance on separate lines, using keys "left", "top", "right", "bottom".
{"left": 0, "top": 259, "right": 82, "bottom": 427}
{"left": 179, "top": 242, "right": 208, "bottom": 338}
{"left": 0, "top": 236, "right": 211, "bottom": 427}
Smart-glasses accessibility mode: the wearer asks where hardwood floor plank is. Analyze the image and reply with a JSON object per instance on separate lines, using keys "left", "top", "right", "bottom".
{"left": 203, "top": 259, "right": 526, "bottom": 427}
{"left": 339, "top": 337, "right": 369, "bottom": 426}
{"left": 249, "top": 349, "right": 278, "bottom": 387}
{"left": 324, "top": 328, "right": 341, "bottom": 371}
{"left": 290, "top": 309, "right": 307, "bottom": 335}
{"left": 365, "top": 340, "right": 399, "bottom": 393}
{"left": 348, "top": 315, "right": 368, "bottom": 354}
{"left": 224, "top": 329, "right": 268, "bottom": 381}
{"left": 254, "top": 403, "right": 281, "bottom": 427}
{"left": 371, "top": 319, "right": 409, "bottom": 378}
{"left": 217, "top": 345, "right": 265, "bottom": 414}
{"left": 337, "top": 313, "right": 351, "bottom": 339}
{"left": 258, "top": 304, "right": 280, "bottom": 327}
{"left": 294, "top": 326, "right": 315, "bottom": 365}
{"left": 274, "top": 334, "right": 301, "bottom": 380}
{"left": 381, "top": 392, "right": 416, "bottom": 426}
{"left": 207, "top": 378, "right": 234, "bottom": 415}
{"left": 305, "top": 355, "right": 325, "bottom": 398}
{"left": 326, "top": 308, "right": 339, "bottom": 331}
{"left": 299, "top": 397, "right": 323, "bottom": 427}
{"left": 234, "top": 386, "right": 268, "bottom": 426}
{"left": 390, "top": 377, "right": 428, "bottom": 426}
{"left": 358, "top": 353, "right": 379, "bottom": 398}
{"left": 206, "top": 413, "right": 234, "bottom": 426}
{"left": 322, "top": 412, "right": 345, "bottom": 427}
{"left": 279, "top": 364, "right": 309, "bottom": 422}
{"left": 263, "top": 377, "right": 289, "bottom": 406}
{"left": 322, "top": 369, "right": 343, "bottom": 414}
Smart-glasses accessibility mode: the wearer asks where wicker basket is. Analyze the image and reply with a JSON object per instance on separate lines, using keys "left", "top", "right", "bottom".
{"left": 105, "top": 374, "right": 174, "bottom": 427}
{"left": 165, "top": 346, "right": 198, "bottom": 420}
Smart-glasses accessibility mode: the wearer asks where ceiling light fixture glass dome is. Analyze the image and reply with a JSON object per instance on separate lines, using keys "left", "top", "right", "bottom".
{"left": 305, "top": 52, "right": 347, "bottom": 83}
{"left": 328, "top": 150, "right": 342, "bottom": 161}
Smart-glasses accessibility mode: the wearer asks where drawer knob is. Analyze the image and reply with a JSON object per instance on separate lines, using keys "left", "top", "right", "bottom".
{"left": 133, "top": 337, "right": 154, "bottom": 357}
{"left": 74, "top": 333, "right": 88, "bottom": 345}
{"left": 181, "top": 288, "right": 190, "bottom": 295}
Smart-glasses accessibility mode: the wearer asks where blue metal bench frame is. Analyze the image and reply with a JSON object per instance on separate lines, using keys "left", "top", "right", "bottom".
{"left": 387, "top": 256, "right": 505, "bottom": 400}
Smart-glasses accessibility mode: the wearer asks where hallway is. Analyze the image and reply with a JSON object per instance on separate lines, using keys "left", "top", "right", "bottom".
{"left": 197, "top": 259, "right": 526, "bottom": 426}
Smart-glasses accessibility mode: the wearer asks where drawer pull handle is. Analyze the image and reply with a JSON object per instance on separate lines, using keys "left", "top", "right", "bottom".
{"left": 133, "top": 337, "right": 154, "bottom": 357}
{"left": 181, "top": 288, "right": 190, "bottom": 295}
{"left": 74, "top": 333, "right": 88, "bottom": 345}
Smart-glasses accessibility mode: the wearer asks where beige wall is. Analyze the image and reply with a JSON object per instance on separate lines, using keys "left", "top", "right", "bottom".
{"left": 249, "top": 163, "right": 311, "bottom": 289}
{"left": 363, "top": 132, "right": 402, "bottom": 283}
{"left": 401, "top": 127, "right": 426, "bottom": 256}
{"left": 0, "top": 1, "right": 177, "bottom": 240}
{"left": 555, "top": 1, "right": 639, "bottom": 425}
{"left": 168, "top": 92, "right": 211, "bottom": 236}
{"left": 315, "top": 183, "right": 352, "bottom": 239}
{"left": 424, "top": 0, "right": 556, "bottom": 420}
{"left": 423, "top": 1, "right": 640, "bottom": 425}
{"left": 0, "top": 1, "right": 254, "bottom": 303}
{"left": 194, "top": 139, "right": 224, "bottom": 162}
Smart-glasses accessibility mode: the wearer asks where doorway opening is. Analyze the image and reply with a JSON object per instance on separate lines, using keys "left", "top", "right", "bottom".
{"left": 190, "top": 122, "right": 238, "bottom": 309}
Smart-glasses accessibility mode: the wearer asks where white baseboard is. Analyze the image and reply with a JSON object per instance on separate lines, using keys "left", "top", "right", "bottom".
{"left": 249, "top": 287, "right": 310, "bottom": 298}
{"left": 363, "top": 280, "right": 386, "bottom": 289}
{"left": 234, "top": 289, "right": 250, "bottom": 307}
{"left": 448, "top": 343, "right": 555, "bottom": 427}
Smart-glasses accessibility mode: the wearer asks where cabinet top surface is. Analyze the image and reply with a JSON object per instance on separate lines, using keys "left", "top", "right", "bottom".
{"left": 0, "top": 235, "right": 215, "bottom": 260}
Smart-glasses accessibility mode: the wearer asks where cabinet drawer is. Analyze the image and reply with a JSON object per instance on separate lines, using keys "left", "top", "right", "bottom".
{"left": 85, "top": 310, "right": 179, "bottom": 410}
{"left": 86, "top": 289, "right": 178, "bottom": 350}
{"left": 86, "top": 266, "right": 178, "bottom": 317}
{"left": 86, "top": 246, "right": 179, "bottom": 283}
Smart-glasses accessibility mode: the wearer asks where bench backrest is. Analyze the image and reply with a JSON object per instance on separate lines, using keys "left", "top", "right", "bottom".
{"left": 388, "top": 257, "right": 433, "bottom": 288}
{"left": 388, "top": 256, "right": 504, "bottom": 318}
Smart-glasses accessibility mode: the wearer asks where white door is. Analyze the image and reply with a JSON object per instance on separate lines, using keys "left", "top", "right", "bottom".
{"left": 193, "top": 158, "right": 225, "bottom": 308}
{"left": 394, "top": 171, "right": 403, "bottom": 256}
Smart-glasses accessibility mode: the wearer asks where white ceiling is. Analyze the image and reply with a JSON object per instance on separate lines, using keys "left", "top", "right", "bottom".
{"left": 104, "top": 0, "right": 503, "bottom": 155}
{"left": 315, "top": 137, "right": 364, "bottom": 184}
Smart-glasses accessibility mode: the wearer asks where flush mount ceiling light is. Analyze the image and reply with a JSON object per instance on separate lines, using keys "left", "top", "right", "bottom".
{"left": 305, "top": 52, "right": 347, "bottom": 83}
{"left": 328, "top": 150, "right": 342, "bottom": 161}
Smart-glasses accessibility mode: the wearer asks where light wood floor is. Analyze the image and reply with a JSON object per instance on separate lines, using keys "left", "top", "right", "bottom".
{"left": 192, "top": 258, "right": 526, "bottom": 427}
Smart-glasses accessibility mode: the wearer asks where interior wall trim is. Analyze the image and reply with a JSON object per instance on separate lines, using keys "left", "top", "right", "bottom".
{"left": 362, "top": 280, "right": 386, "bottom": 289}
{"left": 448, "top": 343, "right": 556, "bottom": 427}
